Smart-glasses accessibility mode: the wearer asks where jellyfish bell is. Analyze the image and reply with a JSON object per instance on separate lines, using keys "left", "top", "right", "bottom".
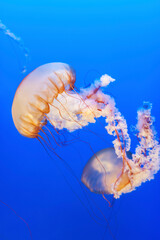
{"left": 12, "top": 62, "right": 76, "bottom": 138}
{"left": 81, "top": 147, "right": 133, "bottom": 196}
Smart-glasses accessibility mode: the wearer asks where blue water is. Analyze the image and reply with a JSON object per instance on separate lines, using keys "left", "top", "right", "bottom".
{"left": 0, "top": 0, "right": 160, "bottom": 239}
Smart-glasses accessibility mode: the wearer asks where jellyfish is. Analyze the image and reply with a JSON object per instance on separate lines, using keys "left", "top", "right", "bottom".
{"left": 12, "top": 62, "right": 76, "bottom": 138}
{"left": 81, "top": 148, "right": 132, "bottom": 196}
{"left": 12, "top": 62, "right": 160, "bottom": 200}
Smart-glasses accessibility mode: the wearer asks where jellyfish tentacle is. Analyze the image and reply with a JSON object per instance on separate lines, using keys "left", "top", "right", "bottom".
{"left": 43, "top": 125, "right": 62, "bottom": 147}
{"left": 0, "top": 200, "right": 32, "bottom": 240}
{"left": 50, "top": 102, "right": 74, "bottom": 122}
{"left": 37, "top": 136, "right": 114, "bottom": 231}
{"left": 43, "top": 114, "right": 60, "bottom": 135}
{"left": 55, "top": 98, "right": 85, "bottom": 127}
{"left": 102, "top": 194, "right": 111, "bottom": 208}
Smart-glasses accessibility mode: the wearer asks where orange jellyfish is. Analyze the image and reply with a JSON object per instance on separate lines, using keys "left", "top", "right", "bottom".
{"left": 12, "top": 62, "right": 75, "bottom": 138}
{"left": 81, "top": 148, "right": 132, "bottom": 196}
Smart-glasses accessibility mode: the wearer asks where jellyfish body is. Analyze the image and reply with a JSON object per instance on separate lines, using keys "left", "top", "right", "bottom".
{"left": 12, "top": 62, "right": 75, "bottom": 138}
{"left": 81, "top": 148, "right": 132, "bottom": 195}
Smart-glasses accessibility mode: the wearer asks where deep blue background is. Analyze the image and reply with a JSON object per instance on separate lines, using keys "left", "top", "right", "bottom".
{"left": 0, "top": 0, "right": 160, "bottom": 239}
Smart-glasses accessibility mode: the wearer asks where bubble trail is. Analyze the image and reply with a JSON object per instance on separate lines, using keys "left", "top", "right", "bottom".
{"left": 0, "top": 19, "right": 29, "bottom": 73}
